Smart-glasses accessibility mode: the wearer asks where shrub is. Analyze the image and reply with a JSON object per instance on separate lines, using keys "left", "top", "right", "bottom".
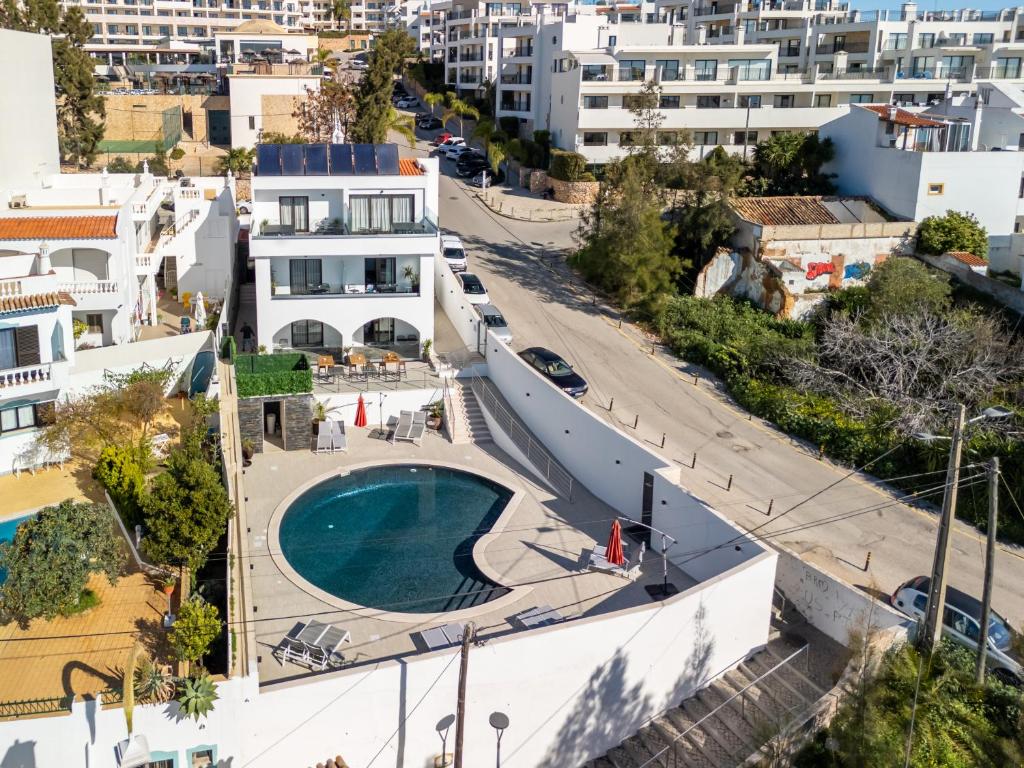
{"left": 917, "top": 209, "right": 989, "bottom": 259}
{"left": 170, "top": 596, "right": 222, "bottom": 665}
{"left": 221, "top": 335, "right": 237, "bottom": 361}
{"left": 549, "top": 149, "right": 588, "bottom": 182}
{"left": 499, "top": 116, "right": 520, "bottom": 137}
{"left": 169, "top": 147, "right": 185, "bottom": 160}
{"left": 93, "top": 443, "right": 150, "bottom": 526}
{"left": 234, "top": 353, "right": 312, "bottom": 397}
{"left": 177, "top": 674, "right": 218, "bottom": 721}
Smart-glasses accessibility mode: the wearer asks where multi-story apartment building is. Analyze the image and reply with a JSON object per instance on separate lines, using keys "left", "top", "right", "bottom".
{"left": 250, "top": 143, "right": 438, "bottom": 356}
{"left": 492, "top": 2, "right": 1024, "bottom": 163}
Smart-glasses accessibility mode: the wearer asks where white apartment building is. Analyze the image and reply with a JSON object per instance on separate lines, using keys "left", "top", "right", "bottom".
{"left": 821, "top": 88, "right": 1024, "bottom": 275}
{"left": 250, "top": 143, "right": 438, "bottom": 356}
{"left": 492, "top": 2, "right": 1024, "bottom": 163}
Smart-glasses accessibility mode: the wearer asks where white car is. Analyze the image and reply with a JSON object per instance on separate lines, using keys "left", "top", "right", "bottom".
{"left": 445, "top": 144, "right": 475, "bottom": 161}
{"left": 442, "top": 234, "right": 467, "bottom": 272}
{"left": 349, "top": 60, "right": 368, "bottom": 70}
{"left": 395, "top": 96, "right": 418, "bottom": 109}
{"left": 436, "top": 138, "right": 466, "bottom": 157}
{"left": 457, "top": 272, "right": 489, "bottom": 305}
{"left": 475, "top": 303, "right": 513, "bottom": 345}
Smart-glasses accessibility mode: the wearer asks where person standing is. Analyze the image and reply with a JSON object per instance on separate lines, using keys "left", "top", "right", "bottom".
{"left": 240, "top": 322, "right": 255, "bottom": 352}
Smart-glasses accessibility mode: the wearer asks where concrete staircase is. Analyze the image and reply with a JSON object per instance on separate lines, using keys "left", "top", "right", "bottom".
{"left": 445, "top": 380, "right": 492, "bottom": 445}
{"left": 584, "top": 634, "right": 826, "bottom": 768}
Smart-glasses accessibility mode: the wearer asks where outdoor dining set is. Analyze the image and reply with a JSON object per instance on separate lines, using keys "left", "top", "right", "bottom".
{"left": 315, "top": 352, "right": 408, "bottom": 384}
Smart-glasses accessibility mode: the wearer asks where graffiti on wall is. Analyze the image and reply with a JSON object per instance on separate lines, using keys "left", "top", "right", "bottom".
{"left": 805, "top": 262, "right": 835, "bottom": 280}
{"left": 843, "top": 261, "right": 872, "bottom": 280}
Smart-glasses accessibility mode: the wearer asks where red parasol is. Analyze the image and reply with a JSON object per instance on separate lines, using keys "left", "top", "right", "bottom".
{"left": 605, "top": 519, "right": 625, "bottom": 566}
{"left": 354, "top": 394, "right": 368, "bottom": 428}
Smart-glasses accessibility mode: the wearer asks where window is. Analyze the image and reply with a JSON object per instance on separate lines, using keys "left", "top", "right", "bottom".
{"left": 780, "top": 39, "right": 800, "bottom": 56}
{"left": 659, "top": 94, "right": 681, "bottom": 109}
{"left": 948, "top": 33, "right": 966, "bottom": 46}
{"left": 773, "top": 94, "right": 795, "bottom": 108}
{"left": 893, "top": 92, "right": 915, "bottom": 105}
{"left": 581, "top": 65, "right": 608, "bottom": 81}
{"left": 973, "top": 32, "right": 994, "bottom": 45}
{"left": 739, "top": 94, "right": 761, "bottom": 108}
{"left": 619, "top": 131, "right": 636, "bottom": 146}
{"left": 729, "top": 58, "right": 769, "bottom": 81}
{"left": 940, "top": 55, "right": 974, "bottom": 77}
{"left": 618, "top": 59, "right": 645, "bottom": 81}
{"left": 656, "top": 59, "right": 679, "bottom": 81}
{"left": 997, "top": 58, "right": 1022, "bottom": 78}
{"left": 886, "top": 32, "right": 907, "bottom": 50}
{"left": 658, "top": 131, "right": 679, "bottom": 145}
{"left": 1018, "top": 173, "right": 1024, "bottom": 198}
{"left": 147, "top": 760, "right": 175, "bottom": 768}
{"left": 693, "top": 130, "right": 718, "bottom": 145}
{"left": 927, "top": 183, "right": 944, "bottom": 195}
{"left": 349, "top": 194, "right": 413, "bottom": 232}
{"left": 582, "top": 95, "right": 608, "bottom": 109}
{"left": 608, "top": 35, "right": 617, "bottom": 46}
{"left": 0, "top": 329, "right": 15, "bottom": 369}
{"left": 918, "top": 33, "right": 936, "bottom": 48}
{"left": 696, "top": 95, "right": 720, "bottom": 109}
{"left": 248, "top": 116, "right": 255, "bottom": 130}
{"left": 912, "top": 55, "right": 935, "bottom": 76}
{"left": 912, "top": 594, "right": 927, "bottom": 612}
{"left": 815, "top": 94, "right": 832, "bottom": 107}
{"left": 86, "top": 313, "right": 104, "bottom": 334}
{"left": 365, "top": 257, "right": 396, "bottom": 288}
{"left": 734, "top": 130, "right": 757, "bottom": 145}
{"left": 694, "top": 59, "right": 718, "bottom": 81}
{"left": 0, "top": 405, "right": 36, "bottom": 434}
{"left": 288, "top": 258, "right": 322, "bottom": 294}
{"left": 278, "top": 196, "right": 308, "bottom": 232}
{"left": 583, "top": 132, "right": 607, "bottom": 146}
{"left": 290, "top": 320, "right": 323, "bottom": 347}
{"left": 849, "top": 93, "right": 873, "bottom": 104}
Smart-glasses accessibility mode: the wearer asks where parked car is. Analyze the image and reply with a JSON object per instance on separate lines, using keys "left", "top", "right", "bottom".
{"left": 349, "top": 59, "right": 368, "bottom": 70}
{"left": 891, "top": 575, "right": 1022, "bottom": 685}
{"left": 430, "top": 132, "right": 453, "bottom": 147}
{"left": 444, "top": 144, "right": 475, "bottom": 160}
{"left": 441, "top": 234, "right": 468, "bottom": 272}
{"left": 457, "top": 272, "right": 489, "bottom": 304}
{"left": 414, "top": 112, "right": 433, "bottom": 122}
{"left": 474, "top": 303, "right": 513, "bottom": 345}
{"left": 395, "top": 96, "right": 418, "bottom": 109}
{"left": 469, "top": 169, "right": 504, "bottom": 187}
{"left": 518, "top": 347, "right": 589, "bottom": 399}
{"left": 436, "top": 138, "right": 466, "bottom": 158}
{"left": 455, "top": 154, "right": 489, "bottom": 177}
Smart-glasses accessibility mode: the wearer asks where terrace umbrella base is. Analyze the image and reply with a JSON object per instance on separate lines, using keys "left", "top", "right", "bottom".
{"left": 645, "top": 583, "right": 679, "bottom": 600}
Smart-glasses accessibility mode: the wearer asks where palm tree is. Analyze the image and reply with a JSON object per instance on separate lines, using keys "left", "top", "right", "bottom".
{"left": 441, "top": 92, "right": 479, "bottom": 136}
{"left": 386, "top": 106, "right": 416, "bottom": 147}
{"left": 471, "top": 118, "right": 495, "bottom": 149}
{"left": 328, "top": 0, "right": 351, "bottom": 27}
{"left": 217, "top": 147, "right": 255, "bottom": 176}
{"left": 487, "top": 140, "right": 507, "bottom": 185}
{"left": 313, "top": 46, "right": 331, "bottom": 70}
{"left": 423, "top": 91, "right": 445, "bottom": 118}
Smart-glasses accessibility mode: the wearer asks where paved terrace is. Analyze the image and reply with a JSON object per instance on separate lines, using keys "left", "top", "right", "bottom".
{"left": 244, "top": 428, "right": 695, "bottom": 686}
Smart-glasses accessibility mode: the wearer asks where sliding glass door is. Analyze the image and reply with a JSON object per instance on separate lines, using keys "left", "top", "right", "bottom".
{"left": 349, "top": 195, "right": 415, "bottom": 233}
{"left": 288, "top": 259, "right": 322, "bottom": 294}
{"left": 364, "top": 257, "right": 396, "bottom": 290}
{"left": 290, "top": 320, "right": 324, "bottom": 347}
{"left": 279, "top": 196, "right": 309, "bottom": 232}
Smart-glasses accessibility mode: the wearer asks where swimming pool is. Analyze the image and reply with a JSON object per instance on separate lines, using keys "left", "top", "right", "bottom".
{"left": 0, "top": 514, "right": 32, "bottom": 585}
{"left": 278, "top": 465, "right": 512, "bottom": 613}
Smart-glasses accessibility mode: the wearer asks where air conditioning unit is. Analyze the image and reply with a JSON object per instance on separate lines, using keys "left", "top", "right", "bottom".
{"left": 9, "top": 194, "right": 27, "bottom": 209}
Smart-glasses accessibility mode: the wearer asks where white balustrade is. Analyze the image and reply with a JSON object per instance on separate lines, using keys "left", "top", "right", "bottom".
{"left": 0, "top": 362, "right": 52, "bottom": 390}
{"left": 0, "top": 280, "right": 23, "bottom": 298}
{"left": 58, "top": 279, "right": 119, "bottom": 295}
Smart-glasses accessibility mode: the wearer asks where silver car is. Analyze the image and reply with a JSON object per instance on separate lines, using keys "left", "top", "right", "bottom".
{"left": 475, "top": 303, "right": 512, "bottom": 345}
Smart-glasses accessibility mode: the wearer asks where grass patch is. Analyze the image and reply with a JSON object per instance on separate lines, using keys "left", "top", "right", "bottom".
{"left": 65, "top": 588, "right": 101, "bottom": 616}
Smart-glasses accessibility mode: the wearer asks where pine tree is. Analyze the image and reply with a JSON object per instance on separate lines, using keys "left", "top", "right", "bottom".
{"left": 351, "top": 29, "right": 414, "bottom": 143}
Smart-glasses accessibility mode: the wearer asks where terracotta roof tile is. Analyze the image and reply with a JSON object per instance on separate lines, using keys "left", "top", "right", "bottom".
{"left": 729, "top": 196, "right": 840, "bottom": 227}
{"left": 861, "top": 104, "right": 945, "bottom": 128}
{"left": 0, "top": 216, "right": 118, "bottom": 241}
{"left": 398, "top": 158, "right": 424, "bottom": 176}
{"left": 944, "top": 250, "right": 988, "bottom": 267}
{"left": 0, "top": 291, "right": 76, "bottom": 315}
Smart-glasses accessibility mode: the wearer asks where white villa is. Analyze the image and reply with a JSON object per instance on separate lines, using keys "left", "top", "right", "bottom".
{"left": 250, "top": 142, "right": 439, "bottom": 357}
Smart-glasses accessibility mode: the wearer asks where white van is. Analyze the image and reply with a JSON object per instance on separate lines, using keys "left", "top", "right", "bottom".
{"left": 441, "top": 234, "right": 467, "bottom": 272}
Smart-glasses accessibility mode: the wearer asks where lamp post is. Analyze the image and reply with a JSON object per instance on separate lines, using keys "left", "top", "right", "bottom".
{"left": 489, "top": 711, "right": 509, "bottom": 768}
{"left": 616, "top": 516, "right": 678, "bottom": 599}
{"left": 435, "top": 714, "right": 455, "bottom": 767}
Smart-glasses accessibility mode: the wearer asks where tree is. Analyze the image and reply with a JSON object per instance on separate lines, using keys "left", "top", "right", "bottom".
{"left": 487, "top": 140, "right": 507, "bottom": 182}
{"left": 471, "top": 118, "right": 495, "bottom": 148}
{"left": 351, "top": 29, "right": 415, "bottom": 143}
{"left": 624, "top": 80, "right": 664, "bottom": 168}
{"left": 176, "top": 673, "right": 218, "bottom": 722}
{"left": 572, "top": 158, "right": 678, "bottom": 316}
{"left": 748, "top": 132, "right": 835, "bottom": 195}
{"left": 141, "top": 447, "right": 232, "bottom": 572}
{"left": 6, "top": 0, "right": 106, "bottom": 167}
{"left": 170, "top": 596, "right": 221, "bottom": 665}
{"left": 218, "top": 147, "right": 255, "bottom": 176}
{"left": 423, "top": 91, "right": 445, "bottom": 117}
{"left": 917, "top": 209, "right": 989, "bottom": 260}
{"left": 865, "top": 256, "right": 951, "bottom": 318}
{"left": 259, "top": 131, "right": 303, "bottom": 144}
{"left": 294, "top": 81, "right": 355, "bottom": 143}
{"left": 327, "top": 0, "right": 351, "bottom": 27}
{"left": 0, "top": 500, "right": 124, "bottom": 625}
{"left": 440, "top": 92, "right": 479, "bottom": 137}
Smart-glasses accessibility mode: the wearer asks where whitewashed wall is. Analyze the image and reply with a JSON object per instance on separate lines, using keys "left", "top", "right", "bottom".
{"left": 434, "top": 256, "right": 484, "bottom": 351}
{"left": 314, "top": 387, "right": 442, "bottom": 427}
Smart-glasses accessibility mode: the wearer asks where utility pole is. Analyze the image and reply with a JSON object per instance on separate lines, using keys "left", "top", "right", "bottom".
{"left": 453, "top": 621, "right": 475, "bottom": 768}
{"left": 922, "top": 404, "right": 966, "bottom": 656}
{"left": 976, "top": 457, "right": 999, "bottom": 684}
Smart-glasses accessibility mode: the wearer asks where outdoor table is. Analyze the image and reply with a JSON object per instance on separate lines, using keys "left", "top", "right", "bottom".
{"left": 317, "top": 355, "right": 335, "bottom": 382}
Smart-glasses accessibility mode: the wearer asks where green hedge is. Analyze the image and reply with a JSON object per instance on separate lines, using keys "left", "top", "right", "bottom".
{"left": 234, "top": 353, "right": 312, "bottom": 397}
{"left": 549, "top": 149, "right": 590, "bottom": 182}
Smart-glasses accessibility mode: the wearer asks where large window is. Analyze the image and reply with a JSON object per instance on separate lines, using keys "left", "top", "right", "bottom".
{"left": 694, "top": 60, "right": 718, "bottom": 81}
{"left": 918, "top": 33, "right": 936, "bottom": 48}
{"left": 996, "top": 58, "right": 1022, "bottom": 78}
{"left": 659, "top": 94, "right": 681, "bottom": 109}
{"left": 729, "top": 58, "right": 770, "bottom": 81}
{"left": 583, "top": 132, "right": 607, "bottom": 145}
{"left": 696, "top": 95, "right": 720, "bottom": 109}
{"left": 849, "top": 93, "right": 873, "bottom": 104}
{"left": 693, "top": 130, "right": 719, "bottom": 145}
{"left": 349, "top": 194, "right": 414, "bottom": 233}
{"left": 773, "top": 94, "right": 795, "bottom": 108}
{"left": 288, "top": 258, "right": 322, "bottom": 294}
{"left": 0, "top": 326, "right": 40, "bottom": 369}
{"left": 290, "top": 320, "right": 323, "bottom": 347}
{"left": 0, "top": 405, "right": 36, "bottom": 434}
{"left": 939, "top": 55, "right": 974, "bottom": 77}
{"left": 816, "top": 94, "right": 832, "bottom": 107}
{"left": 656, "top": 59, "right": 680, "bottom": 81}
{"left": 973, "top": 33, "right": 994, "bottom": 45}
{"left": 739, "top": 94, "right": 761, "bottom": 108}
{"left": 278, "top": 196, "right": 308, "bottom": 232}
{"left": 364, "top": 257, "right": 396, "bottom": 289}
{"left": 886, "top": 32, "right": 907, "bottom": 50}
{"left": 583, "top": 95, "right": 608, "bottom": 109}
{"left": 618, "top": 59, "right": 646, "bottom": 81}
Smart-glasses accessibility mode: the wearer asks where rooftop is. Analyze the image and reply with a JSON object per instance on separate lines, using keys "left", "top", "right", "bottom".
{"left": 0, "top": 216, "right": 119, "bottom": 241}
{"left": 0, "top": 291, "right": 75, "bottom": 315}
{"left": 255, "top": 143, "right": 425, "bottom": 178}
{"left": 944, "top": 250, "right": 988, "bottom": 267}
{"left": 860, "top": 104, "right": 946, "bottom": 129}
{"left": 730, "top": 196, "right": 892, "bottom": 227}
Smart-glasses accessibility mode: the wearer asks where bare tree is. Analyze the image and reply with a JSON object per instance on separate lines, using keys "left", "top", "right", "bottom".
{"left": 294, "top": 81, "right": 356, "bottom": 143}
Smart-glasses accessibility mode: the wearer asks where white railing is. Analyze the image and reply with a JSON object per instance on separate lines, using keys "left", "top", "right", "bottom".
{"left": 0, "top": 280, "right": 24, "bottom": 298}
{"left": 137, "top": 254, "right": 153, "bottom": 269}
{"left": 0, "top": 362, "right": 53, "bottom": 390}
{"left": 469, "top": 371, "right": 574, "bottom": 501}
{"left": 58, "top": 279, "right": 119, "bottom": 295}
{"left": 179, "top": 188, "right": 201, "bottom": 200}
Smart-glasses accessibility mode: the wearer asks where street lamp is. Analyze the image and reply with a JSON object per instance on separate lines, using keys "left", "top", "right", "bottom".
{"left": 488, "top": 711, "right": 509, "bottom": 768}
{"left": 435, "top": 714, "right": 455, "bottom": 768}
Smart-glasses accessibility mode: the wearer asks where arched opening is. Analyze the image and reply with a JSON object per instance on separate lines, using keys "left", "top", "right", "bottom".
{"left": 352, "top": 317, "right": 420, "bottom": 360}
{"left": 270, "top": 319, "right": 345, "bottom": 355}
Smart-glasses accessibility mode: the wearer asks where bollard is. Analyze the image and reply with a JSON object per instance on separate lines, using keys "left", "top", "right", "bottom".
{"left": 727, "top": 474, "right": 733, "bottom": 491}
{"left": 661, "top": 432, "right": 666, "bottom": 448}
{"left": 818, "top": 444, "right": 825, "bottom": 459}
{"left": 651, "top": 344, "right": 656, "bottom": 355}
{"left": 766, "top": 499, "right": 774, "bottom": 516}
{"left": 864, "top": 551, "right": 872, "bottom": 572}
{"left": 618, "top": 318, "right": 622, "bottom": 329}
{"left": 693, "top": 373, "right": 699, "bottom": 386}
{"left": 593, "top": 293, "right": 597, "bottom": 305}
{"left": 633, "top": 414, "right": 639, "bottom": 429}
{"left": 608, "top": 396, "right": 614, "bottom": 412}
{"left": 691, "top": 452, "right": 697, "bottom": 469}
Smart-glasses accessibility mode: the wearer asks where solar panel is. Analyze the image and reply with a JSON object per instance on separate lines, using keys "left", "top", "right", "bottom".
{"left": 256, "top": 144, "right": 281, "bottom": 176}
{"left": 304, "top": 144, "right": 329, "bottom": 175}
{"left": 353, "top": 144, "right": 377, "bottom": 175}
{"left": 281, "top": 144, "right": 304, "bottom": 176}
{"left": 329, "top": 144, "right": 353, "bottom": 175}
{"left": 375, "top": 143, "right": 399, "bottom": 176}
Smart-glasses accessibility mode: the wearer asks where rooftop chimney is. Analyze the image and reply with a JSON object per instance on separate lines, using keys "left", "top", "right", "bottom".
{"left": 887, "top": 105, "right": 898, "bottom": 121}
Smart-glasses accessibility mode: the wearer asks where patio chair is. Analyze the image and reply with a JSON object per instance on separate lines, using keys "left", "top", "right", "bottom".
{"left": 586, "top": 541, "right": 645, "bottom": 581}
{"left": 417, "top": 622, "right": 466, "bottom": 651}
{"left": 330, "top": 420, "right": 347, "bottom": 453}
{"left": 316, "top": 423, "right": 332, "bottom": 453}
{"left": 403, "top": 411, "right": 427, "bottom": 446}
{"left": 391, "top": 410, "right": 413, "bottom": 444}
{"left": 513, "top": 605, "right": 564, "bottom": 629}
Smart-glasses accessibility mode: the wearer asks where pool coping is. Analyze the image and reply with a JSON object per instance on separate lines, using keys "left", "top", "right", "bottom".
{"left": 265, "top": 458, "right": 533, "bottom": 626}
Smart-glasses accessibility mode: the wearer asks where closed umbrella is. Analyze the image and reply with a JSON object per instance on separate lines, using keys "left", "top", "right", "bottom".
{"left": 193, "top": 291, "right": 206, "bottom": 328}
{"left": 354, "top": 394, "right": 368, "bottom": 428}
{"left": 605, "top": 519, "right": 625, "bottom": 566}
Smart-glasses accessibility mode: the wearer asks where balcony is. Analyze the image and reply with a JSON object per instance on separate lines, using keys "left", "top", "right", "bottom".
{"left": 271, "top": 283, "right": 420, "bottom": 298}
{"left": 252, "top": 212, "right": 438, "bottom": 239}
{"left": 0, "top": 361, "right": 66, "bottom": 397}
{"left": 511, "top": 46, "right": 533, "bottom": 58}
{"left": 830, "top": 40, "right": 870, "bottom": 53}
{"left": 57, "top": 280, "right": 120, "bottom": 309}
{"left": 459, "top": 54, "right": 484, "bottom": 62}
{"left": 499, "top": 100, "right": 531, "bottom": 113}
{"left": 500, "top": 73, "right": 532, "bottom": 85}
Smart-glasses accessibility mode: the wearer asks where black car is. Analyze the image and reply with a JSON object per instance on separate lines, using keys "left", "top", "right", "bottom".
{"left": 519, "top": 347, "right": 589, "bottom": 399}
{"left": 455, "top": 156, "right": 489, "bottom": 177}
{"left": 468, "top": 169, "right": 505, "bottom": 187}
{"left": 414, "top": 112, "right": 432, "bottom": 122}
{"left": 417, "top": 116, "right": 443, "bottom": 130}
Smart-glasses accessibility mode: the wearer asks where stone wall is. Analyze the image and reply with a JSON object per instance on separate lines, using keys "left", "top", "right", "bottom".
{"left": 527, "top": 169, "right": 548, "bottom": 195}
{"left": 237, "top": 393, "right": 314, "bottom": 452}
{"left": 260, "top": 93, "right": 306, "bottom": 139}
{"left": 549, "top": 177, "right": 599, "bottom": 205}
{"left": 317, "top": 33, "right": 371, "bottom": 52}
{"left": 103, "top": 94, "right": 229, "bottom": 145}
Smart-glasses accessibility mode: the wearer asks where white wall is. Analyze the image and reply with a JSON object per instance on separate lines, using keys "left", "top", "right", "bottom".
{"left": 0, "top": 29, "right": 59, "bottom": 190}
{"left": 314, "top": 386, "right": 443, "bottom": 426}
{"left": 228, "top": 75, "right": 321, "bottom": 148}
{"left": 435, "top": 255, "right": 485, "bottom": 349}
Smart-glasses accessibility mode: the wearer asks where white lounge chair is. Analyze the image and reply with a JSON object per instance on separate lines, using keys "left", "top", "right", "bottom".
{"left": 513, "top": 605, "right": 564, "bottom": 629}
{"left": 396, "top": 410, "right": 426, "bottom": 446}
{"left": 391, "top": 410, "right": 413, "bottom": 444}
{"left": 330, "top": 420, "right": 347, "bottom": 453}
{"left": 316, "top": 424, "right": 332, "bottom": 453}
{"left": 586, "top": 541, "right": 645, "bottom": 581}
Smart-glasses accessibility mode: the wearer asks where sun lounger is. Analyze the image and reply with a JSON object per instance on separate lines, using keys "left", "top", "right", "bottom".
{"left": 391, "top": 410, "right": 413, "bottom": 444}
{"left": 513, "top": 605, "right": 564, "bottom": 629}
{"left": 276, "top": 620, "right": 351, "bottom": 670}
{"left": 330, "top": 420, "right": 347, "bottom": 453}
{"left": 418, "top": 622, "right": 466, "bottom": 651}
{"left": 316, "top": 424, "right": 332, "bottom": 453}
{"left": 395, "top": 410, "right": 426, "bottom": 445}
{"left": 586, "top": 541, "right": 645, "bottom": 581}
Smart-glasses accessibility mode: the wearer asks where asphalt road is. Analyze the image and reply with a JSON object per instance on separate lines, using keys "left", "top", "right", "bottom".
{"left": 406, "top": 134, "right": 1024, "bottom": 629}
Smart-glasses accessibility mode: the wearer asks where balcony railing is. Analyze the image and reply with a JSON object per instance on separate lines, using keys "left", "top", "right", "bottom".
{"left": 459, "top": 54, "right": 484, "bottom": 62}
{"left": 0, "top": 362, "right": 54, "bottom": 392}
{"left": 819, "top": 66, "right": 889, "bottom": 79}
{"left": 254, "top": 212, "right": 438, "bottom": 238}
{"left": 511, "top": 46, "right": 533, "bottom": 57}
{"left": 500, "top": 100, "right": 531, "bottom": 112}
{"left": 500, "top": 73, "right": 532, "bottom": 84}
{"left": 58, "top": 279, "right": 119, "bottom": 295}
{"left": 271, "top": 283, "right": 420, "bottom": 298}
{"left": 977, "top": 65, "right": 1023, "bottom": 79}
{"left": 831, "top": 40, "right": 870, "bottom": 53}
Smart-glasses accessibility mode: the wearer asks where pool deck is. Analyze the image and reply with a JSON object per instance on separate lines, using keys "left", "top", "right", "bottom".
{"left": 243, "top": 428, "right": 696, "bottom": 686}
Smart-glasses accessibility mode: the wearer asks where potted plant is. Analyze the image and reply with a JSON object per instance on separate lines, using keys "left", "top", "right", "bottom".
{"left": 241, "top": 439, "right": 254, "bottom": 466}
{"left": 421, "top": 338, "right": 433, "bottom": 363}
{"left": 402, "top": 264, "right": 420, "bottom": 292}
{"left": 313, "top": 401, "right": 326, "bottom": 434}
{"left": 161, "top": 576, "right": 177, "bottom": 625}
{"left": 426, "top": 400, "right": 443, "bottom": 430}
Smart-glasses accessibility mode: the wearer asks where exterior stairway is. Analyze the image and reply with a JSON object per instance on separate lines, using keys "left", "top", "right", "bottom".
{"left": 445, "top": 379, "right": 492, "bottom": 445}
{"left": 584, "top": 633, "right": 827, "bottom": 768}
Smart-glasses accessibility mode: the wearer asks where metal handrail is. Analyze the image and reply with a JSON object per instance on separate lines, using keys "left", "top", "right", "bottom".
{"left": 442, "top": 377, "right": 457, "bottom": 442}
{"left": 468, "top": 370, "right": 574, "bottom": 501}
{"left": 636, "top": 644, "right": 809, "bottom": 768}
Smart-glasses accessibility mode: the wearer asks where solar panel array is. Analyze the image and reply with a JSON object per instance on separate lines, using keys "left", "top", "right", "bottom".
{"left": 255, "top": 144, "right": 410, "bottom": 176}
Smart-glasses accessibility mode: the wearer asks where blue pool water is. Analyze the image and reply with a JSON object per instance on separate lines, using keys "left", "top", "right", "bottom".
{"left": 189, "top": 350, "right": 215, "bottom": 398}
{"left": 278, "top": 465, "right": 512, "bottom": 613}
{"left": 0, "top": 514, "right": 33, "bottom": 585}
